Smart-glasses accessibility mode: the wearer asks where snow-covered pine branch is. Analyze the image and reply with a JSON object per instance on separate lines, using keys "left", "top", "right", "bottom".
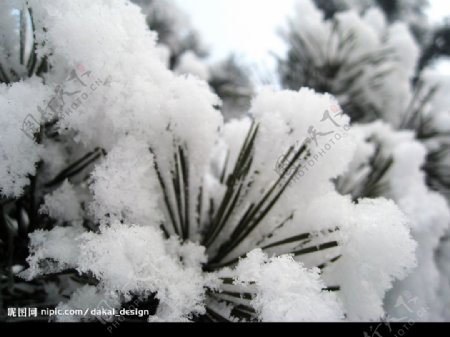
{"left": 0, "top": 0, "right": 418, "bottom": 322}
{"left": 279, "top": 0, "right": 450, "bottom": 321}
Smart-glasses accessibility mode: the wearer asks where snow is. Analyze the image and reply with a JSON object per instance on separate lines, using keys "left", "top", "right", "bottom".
{"left": 323, "top": 198, "right": 417, "bottom": 321}
{"left": 40, "top": 180, "right": 82, "bottom": 223}
{"left": 22, "top": 226, "right": 86, "bottom": 280}
{"left": 422, "top": 68, "right": 450, "bottom": 320}
{"left": 0, "top": 78, "right": 51, "bottom": 197}
{"left": 221, "top": 249, "right": 345, "bottom": 322}
{"left": 23, "top": 223, "right": 209, "bottom": 322}
{"left": 175, "top": 51, "right": 210, "bottom": 81}
{"left": 89, "top": 137, "right": 163, "bottom": 226}
{"left": 282, "top": 0, "right": 420, "bottom": 126}
{"left": 0, "top": 0, "right": 28, "bottom": 81}
{"left": 0, "top": 0, "right": 425, "bottom": 322}
{"left": 55, "top": 285, "right": 121, "bottom": 323}
{"left": 341, "top": 121, "right": 450, "bottom": 320}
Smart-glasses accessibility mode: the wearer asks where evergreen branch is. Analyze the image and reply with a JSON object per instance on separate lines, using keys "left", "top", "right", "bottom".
{"left": 260, "top": 232, "right": 312, "bottom": 251}
{"left": 150, "top": 148, "right": 180, "bottom": 236}
{"left": 291, "top": 241, "right": 339, "bottom": 257}
{"left": 19, "top": 8, "right": 27, "bottom": 66}
{"left": 44, "top": 148, "right": 105, "bottom": 188}
{"left": 254, "top": 213, "right": 294, "bottom": 247}
{"left": 204, "top": 307, "right": 230, "bottom": 322}
{"left": 179, "top": 146, "right": 190, "bottom": 240}
{"left": 202, "top": 122, "right": 259, "bottom": 247}
{"left": 209, "top": 143, "right": 309, "bottom": 264}
{"left": 317, "top": 255, "right": 342, "bottom": 270}
{"left": 172, "top": 148, "right": 185, "bottom": 238}
{"left": 0, "top": 64, "right": 10, "bottom": 84}
{"left": 336, "top": 142, "right": 394, "bottom": 201}
{"left": 196, "top": 185, "right": 203, "bottom": 229}
{"left": 322, "top": 286, "right": 340, "bottom": 292}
